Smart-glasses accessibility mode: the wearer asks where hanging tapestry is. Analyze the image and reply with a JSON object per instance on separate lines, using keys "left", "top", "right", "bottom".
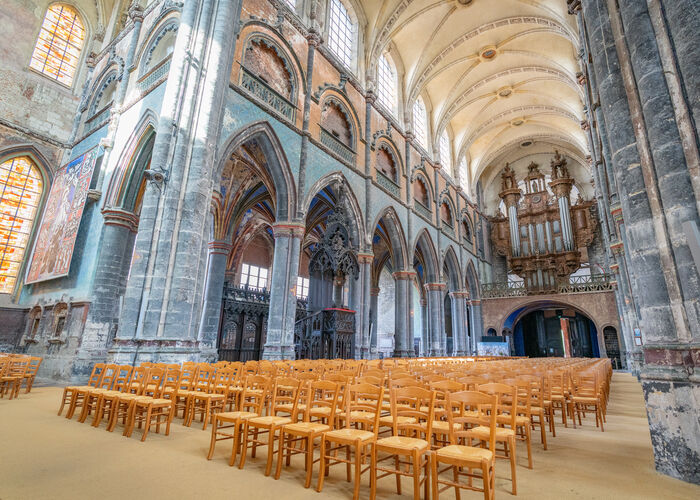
{"left": 26, "top": 148, "right": 98, "bottom": 284}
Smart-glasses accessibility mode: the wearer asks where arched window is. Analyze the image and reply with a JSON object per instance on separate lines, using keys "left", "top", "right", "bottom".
{"left": 413, "top": 98, "right": 427, "bottom": 149}
{"left": 376, "top": 145, "right": 397, "bottom": 182}
{"left": 462, "top": 218, "right": 472, "bottom": 243}
{"left": 458, "top": 157, "right": 469, "bottom": 192}
{"left": 321, "top": 99, "right": 353, "bottom": 149}
{"left": 243, "top": 38, "right": 294, "bottom": 100}
{"left": 328, "top": 0, "right": 354, "bottom": 68}
{"left": 376, "top": 54, "right": 395, "bottom": 113}
{"left": 439, "top": 131, "right": 451, "bottom": 174}
{"left": 142, "top": 24, "right": 177, "bottom": 75}
{"left": 441, "top": 201, "right": 453, "bottom": 227}
{"left": 413, "top": 177, "right": 429, "bottom": 207}
{"left": 90, "top": 73, "right": 118, "bottom": 118}
{"left": 29, "top": 4, "right": 86, "bottom": 86}
{"left": 0, "top": 156, "right": 44, "bottom": 294}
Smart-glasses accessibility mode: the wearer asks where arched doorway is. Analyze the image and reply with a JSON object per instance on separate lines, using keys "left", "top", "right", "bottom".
{"left": 603, "top": 326, "right": 622, "bottom": 369}
{"left": 514, "top": 307, "right": 600, "bottom": 358}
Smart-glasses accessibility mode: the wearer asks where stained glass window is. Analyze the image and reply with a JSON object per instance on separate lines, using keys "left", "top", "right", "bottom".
{"left": 0, "top": 157, "right": 43, "bottom": 294}
{"left": 439, "top": 131, "right": 451, "bottom": 174}
{"left": 29, "top": 4, "right": 85, "bottom": 86}
{"left": 377, "top": 54, "right": 395, "bottom": 113}
{"left": 328, "top": 0, "right": 354, "bottom": 68}
{"left": 413, "top": 98, "right": 427, "bottom": 149}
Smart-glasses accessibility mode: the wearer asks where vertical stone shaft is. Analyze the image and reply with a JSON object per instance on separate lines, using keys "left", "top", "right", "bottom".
{"left": 425, "top": 283, "right": 446, "bottom": 356}
{"left": 369, "top": 287, "right": 379, "bottom": 356}
{"left": 197, "top": 241, "right": 232, "bottom": 351}
{"left": 263, "top": 223, "right": 304, "bottom": 360}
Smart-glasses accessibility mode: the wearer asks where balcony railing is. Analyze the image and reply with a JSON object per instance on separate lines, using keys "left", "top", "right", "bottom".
{"left": 138, "top": 58, "right": 171, "bottom": 92}
{"left": 320, "top": 127, "right": 356, "bottom": 164}
{"left": 442, "top": 223, "right": 454, "bottom": 238}
{"left": 84, "top": 105, "right": 111, "bottom": 133}
{"left": 240, "top": 66, "right": 296, "bottom": 122}
{"left": 414, "top": 201, "right": 431, "bottom": 220}
{"left": 481, "top": 274, "right": 614, "bottom": 299}
{"left": 376, "top": 170, "right": 400, "bottom": 197}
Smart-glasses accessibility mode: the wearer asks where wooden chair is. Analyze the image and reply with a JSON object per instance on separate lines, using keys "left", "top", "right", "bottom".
{"left": 125, "top": 367, "right": 176, "bottom": 441}
{"left": 240, "top": 377, "right": 301, "bottom": 475}
{"left": 0, "top": 357, "right": 29, "bottom": 400}
{"left": 372, "top": 387, "right": 435, "bottom": 500}
{"left": 185, "top": 365, "right": 225, "bottom": 429}
{"left": 21, "top": 356, "right": 42, "bottom": 393}
{"left": 275, "top": 380, "right": 340, "bottom": 487}
{"left": 173, "top": 363, "right": 198, "bottom": 419}
{"left": 468, "top": 382, "right": 519, "bottom": 495}
{"left": 502, "top": 378, "right": 534, "bottom": 469}
{"left": 91, "top": 365, "right": 133, "bottom": 427}
{"left": 317, "top": 382, "right": 384, "bottom": 500}
{"left": 572, "top": 372, "right": 605, "bottom": 431}
{"left": 431, "top": 391, "right": 498, "bottom": 500}
{"left": 207, "top": 375, "right": 270, "bottom": 466}
{"left": 58, "top": 363, "right": 105, "bottom": 416}
{"left": 77, "top": 364, "right": 119, "bottom": 423}
{"left": 106, "top": 366, "right": 150, "bottom": 433}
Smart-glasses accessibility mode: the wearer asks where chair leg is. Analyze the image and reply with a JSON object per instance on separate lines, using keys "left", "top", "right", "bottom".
{"left": 141, "top": 406, "right": 153, "bottom": 441}
{"left": 353, "top": 442, "right": 362, "bottom": 500}
{"left": 395, "top": 453, "right": 402, "bottom": 494}
{"left": 370, "top": 442, "right": 377, "bottom": 500}
{"left": 229, "top": 421, "right": 242, "bottom": 467}
{"left": 508, "top": 437, "right": 517, "bottom": 495}
{"left": 453, "top": 464, "right": 461, "bottom": 500}
{"left": 304, "top": 435, "right": 314, "bottom": 488}
{"left": 265, "top": 425, "right": 277, "bottom": 476}
{"left": 316, "top": 437, "right": 327, "bottom": 493}
{"left": 525, "top": 426, "right": 533, "bottom": 469}
{"left": 482, "top": 462, "right": 491, "bottom": 500}
{"left": 412, "top": 450, "right": 421, "bottom": 500}
{"left": 58, "top": 389, "right": 70, "bottom": 415}
{"left": 430, "top": 452, "right": 439, "bottom": 500}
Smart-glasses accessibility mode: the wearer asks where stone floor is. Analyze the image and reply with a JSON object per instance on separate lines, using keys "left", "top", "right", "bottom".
{"left": 1, "top": 372, "right": 698, "bottom": 499}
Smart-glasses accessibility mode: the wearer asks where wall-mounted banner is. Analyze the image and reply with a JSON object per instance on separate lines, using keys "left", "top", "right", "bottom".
{"left": 26, "top": 148, "right": 98, "bottom": 284}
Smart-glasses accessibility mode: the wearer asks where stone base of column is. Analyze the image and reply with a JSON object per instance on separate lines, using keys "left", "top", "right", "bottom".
{"left": 107, "top": 338, "right": 217, "bottom": 365}
{"left": 428, "top": 349, "right": 446, "bottom": 357}
{"left": 640, "top": 364, "right": 700, "bottom": 484}
{"left": 392, "top": 349, "right": 414, "bottom": 358}
{"left": 262, "top": 344, "right": 296, "bottom": 360}
{"left": 454, "top": 350, "right": 468, "bottom": 356}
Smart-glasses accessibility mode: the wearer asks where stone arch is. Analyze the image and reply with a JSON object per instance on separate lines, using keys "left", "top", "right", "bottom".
{"left": 412, "top": 229, "right": 439, "bottom": 283}
{"left": 217, "top": 121, "right": 297, "bottom": 222}
{"left": 440, "top": 195, "right": 455, "bottom": 227}
{"left": 371, "top": 206, "right": 409, "bottom": 272}
{"left": 465, "top": 260, "right": 480, "bottom": 299}
{"left": 88, "top": 67, "right": 119, "bottom": 117}
{"left": 442, "top": 246, "right": 462, "bottom": 291}
{"left": 412, "top": 172, "right": 432, "bottom": 208}
{"left": 104, "top": 111, "right": 158, "bottom": 210}
{"left": 318, "top": 91, "right": 362, "bottom": 149}
{"left": 0, "top": 144, "right": 53, "bottom": 183}
{"left": 241, "top": 32, "right": 299, "bottom": 101}
{"left": 461, "top": 211, "right": 474, "bottom": 245}
{"left": 499, "top": 299, "right": 601, "bottom": 336}
{"left": 137, "top": 16, "right": 179, "bottom": 77}
{"left": 303, "top": 172, "right": 365, "bottom": 249}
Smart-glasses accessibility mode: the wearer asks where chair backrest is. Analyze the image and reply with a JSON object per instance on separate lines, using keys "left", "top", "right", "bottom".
{"left": 271, "top": 377, "right": 301, "bottom": 416}
{"left": 87, "top": 363, "right": 106, "bottom": 387}
{"left": 295, "top": 371, "right": 319, "bottom": 382}
{"left": 477, "top": 382, "right": 517, "bottom": 428}
{"left": 239, "top": 375, "right": 270, "bottom": 415}
{"left": 344, "top": 382, "right": 383, "bottom": 433}
{"left": 430, "top": 379, "right": 465, "bottom": 396}
{"left": 193, "top": 365, "right": 216, "bottom": 392}
{"left": 112, "top": 365, "right": 133, "bottom": 392}
{"left": 97, "top": 364, "right": 119, "bottom": 389}
{"left": 26, "top": 357, "right": 43, "bottom": 376}
{"left": 162, "top": 368, "right": 181, "bottom": 397}
{"left": 179, "top": 364, "right": 198, "bottom": 390}
{"left": 128, "top": 366, "right": 150, "bottom": 394}
{"left": 305, "top": 380, "right": 340, "bottom": 423}
{"left": 458, "top": 376, "right": 487, "bottom": 390}
{"left": 212, "top": 367, "right": 235, "bottom": 394}
{"left": 390, "top": 377, "right": 423, "bottom": 389}
{"left": 446, "top": 390, "right": 498, "bottom": 451}
{"left": 6, "top": 358, "right": 29, "bottom": 378}
{"left": 363, "top": 369, "right": 385, "bottom": 379}
{"left": 390, "top": 386, "right": 435, "bottom": 439}
{"left": 355, "top": 375, "right": 382, "bottom": 386}
{"left": 503, "top": 378, "right": 532, "bottom": 417}
{"left": 142, "top": 367, "right": 166, "bottom": 397}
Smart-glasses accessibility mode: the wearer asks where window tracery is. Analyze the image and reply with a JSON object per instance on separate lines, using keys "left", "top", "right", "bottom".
{"left": 439, "top": 131, "right": 451, "bottom": 174}
{"left": 0, "top": 156, "right": 43, "bottom": 294}
{"left": 377, "top": 54, "right": 395, "bottom": 113}
{"left": 29, "top": 4, "right": 85, "bottom": 86}
{"left": 413, "top": 98, "right": 427, "bottom": 149}
{"left": 328, "top": 0, "right": 354, "bottom": 68}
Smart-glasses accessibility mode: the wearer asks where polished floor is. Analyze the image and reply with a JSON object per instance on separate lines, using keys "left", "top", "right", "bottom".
{"left": 0, "top": 372, "right": 698, "bottom": 499}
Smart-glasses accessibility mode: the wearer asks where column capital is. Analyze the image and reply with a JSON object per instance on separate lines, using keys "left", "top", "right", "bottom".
{"left": 357, "top": 252, "right": 374, "bottom": 264}
{"left": 424, "top": 282, "right": 446, "bottom": 291}
{"left": 392, "top": 270, "right": 416, "bottom": 280}
{"left": 499, "top": 188, "right": 521, "bottom": 208}
{"left": 102, "top": 208, "right": 139, "bottom": 232}
{"left": 450, "top": 291, "right": 470, "bottom": 299}
{"left": 208, "top": 240, "right": 233, "bottom": 255}
{"left": 272, "top": 222, "right": 305, "bottom": 239}
{"left": 470, "top": 299, "right": 481, "bottom": 306}
{"left": 549, "top": 177, "right": 574, "bottom": 198}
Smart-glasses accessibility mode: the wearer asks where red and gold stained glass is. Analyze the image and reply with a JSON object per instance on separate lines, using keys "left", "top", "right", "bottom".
{"left": 0, "top": 157, "right": 43, "bottom": 294}
{"left": 29, "top": 4, "right": 85, "bottom": 86}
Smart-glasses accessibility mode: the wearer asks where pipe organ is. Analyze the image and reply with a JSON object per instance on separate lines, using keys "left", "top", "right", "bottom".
{"left": 490, "top": 152, "right": 598, "bottom": 292}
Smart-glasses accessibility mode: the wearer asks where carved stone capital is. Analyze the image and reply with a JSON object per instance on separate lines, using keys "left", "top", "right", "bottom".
{"left": 208, "top": 240, "right": 233, "bottom": 256}
{"left": 357, "top": 252, "right": 374, "bottom": 264}
{"left": 272, "top": 222, "right": 305, "bottom": 239}
{"left": 128, "top": 5, "right": 145, "bottom": 22}
{"left": 450, "top": 290, "right": 470, "bottom": 299}
{"left": 424, "top": 282, "right": 446, "bottom": 291}
{"left": 392, "top": 270, "right": 416, "bottom": 280}
{"left": 102, "top": 208, "right": 139, "bottom": 232}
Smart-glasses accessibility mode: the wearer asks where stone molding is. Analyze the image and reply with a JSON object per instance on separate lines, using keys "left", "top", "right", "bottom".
{"left": 208, "top": 240, "right": 233, "bottom": 256}
{"left": 271, "top": 222, "right": 305, "bottom": 239}
{"left": 424, "top": 282, "right": 447, "bottom": 291}
{"left": 102, "top": 208, "right": 139, "bottom": 232}
{"left": 392, "top": 270, "right": 417, "bottom": 280}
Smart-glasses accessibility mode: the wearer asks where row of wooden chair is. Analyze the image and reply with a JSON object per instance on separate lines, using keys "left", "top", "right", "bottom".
{"left": 0, "top": 354, "right": 42, "bottom": 400}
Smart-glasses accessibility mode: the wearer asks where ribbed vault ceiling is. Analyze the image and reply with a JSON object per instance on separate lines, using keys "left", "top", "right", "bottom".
{"left": 356, "top": 0, "right": 587, "bottom": 208}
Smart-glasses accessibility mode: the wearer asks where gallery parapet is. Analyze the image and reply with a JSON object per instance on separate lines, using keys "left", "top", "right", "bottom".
{"left": 481, "top": 273, "right": 614, "bottom": 299}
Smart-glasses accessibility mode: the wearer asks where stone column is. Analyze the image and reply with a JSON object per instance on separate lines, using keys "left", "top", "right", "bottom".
{"left": 262, "top": 223, "right": 304, "bottom": 360}
{"left": 392, "top": 271, "right": 415, "bottom": 358}
{"left": 355, "top": 252, "right": 373, "bottom": 358}
{"left": 425, "top": 283, "right": 446, "bottom": 356}
{"left": 469, "top": 299, "right": 483, "bottom": 355}
{"left": 369, "top": 286, "right": 380, "bottom": 358}
{"left": 579, "top": 0, "right": 700, "bottom": 483}
{"left": 197, "top": 240, "right": 232, "bottom": 354}
{"left": 450, "top": 291, "right": 469, "bottom": 356}
{"left": 419, "top": 298, "right": 428, "bottom": 357}
{"left": 117, "top": 0, "right": 239, "bottom": 361}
